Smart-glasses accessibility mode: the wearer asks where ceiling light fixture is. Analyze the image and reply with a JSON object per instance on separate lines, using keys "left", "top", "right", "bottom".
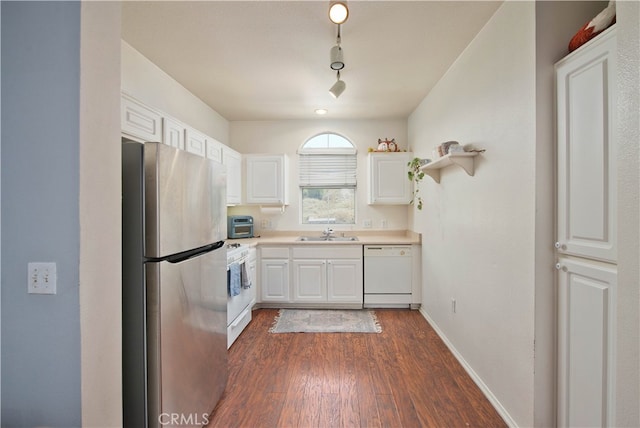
{"left": 329, "top": 71, "right": 346, "bottom": 98}
{"left": 330, "top": 44, "right": 344, "bottom": 70}
{"left": 315, "top": 108, "right": 328, "bottom": 115}
{"left": 329, "top": 1, "right": 349, "bottom": 25}
{"left": 327, "top": 2, "right": 348, "bottom": 98}
{"left": 329, "top": 23, "right": 345, "bottom": 71}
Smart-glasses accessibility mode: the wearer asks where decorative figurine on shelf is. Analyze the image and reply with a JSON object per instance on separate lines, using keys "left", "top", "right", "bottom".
{"left": 377, "top": 138, "right": 398, "bottom": 152}
{"left": 568, "top": 0, "right": 616, "bottom": 53}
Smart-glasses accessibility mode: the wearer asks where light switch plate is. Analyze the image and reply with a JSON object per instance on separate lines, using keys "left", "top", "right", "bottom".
{"left": 28, "top": 262, "right": 57, "bottom": 294}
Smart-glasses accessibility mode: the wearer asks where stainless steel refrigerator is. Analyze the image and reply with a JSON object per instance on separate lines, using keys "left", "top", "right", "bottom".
{"left": 122, "top": 141, "right": 228, "bottom": 427}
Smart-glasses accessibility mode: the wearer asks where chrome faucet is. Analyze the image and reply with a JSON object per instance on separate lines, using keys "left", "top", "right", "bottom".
{"left": 322, "top": 227, "right": 334, "bottom": 238}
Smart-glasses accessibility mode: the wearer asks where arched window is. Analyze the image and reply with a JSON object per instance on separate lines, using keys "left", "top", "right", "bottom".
{"left": 298, "top": 133, "right": 356, "bottom": 224}
{"left": 302, "top": 133, "right": 355, "bottom": 150}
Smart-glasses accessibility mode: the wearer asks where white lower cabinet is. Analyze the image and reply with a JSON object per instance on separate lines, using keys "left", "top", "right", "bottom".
{"left": 248, "top": 247, "right": 257, "bottom": 289}
{"left": 326, "top": 259, "right": 363, "bottom": 303}
{"left": 260, "top": 247, "right": 290, "bottom": 302}
{"left": 291, "top": 246, "right": 362, "bottom": 307}
{"left": 557, "top": 257, "right": 616, "bottom": 428}
{"left": 292, "top": 260, "right": 326, "bottom": 302}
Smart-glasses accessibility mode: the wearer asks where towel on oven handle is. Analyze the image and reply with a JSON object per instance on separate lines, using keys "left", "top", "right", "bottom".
{"left": 229, "top": 262, "right": 241, "bottom": 297}
{"left": 241, "top": 262, "right": 252, "bottom": 289}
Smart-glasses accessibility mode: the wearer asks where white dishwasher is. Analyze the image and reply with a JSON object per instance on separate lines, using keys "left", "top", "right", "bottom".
{"left": 363, "top": 245, "right": 412, "bottom": 308}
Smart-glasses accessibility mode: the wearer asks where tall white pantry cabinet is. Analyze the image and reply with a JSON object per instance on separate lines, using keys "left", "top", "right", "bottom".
{"left": 555, "top": 27, "right": 617, "bottom": 428}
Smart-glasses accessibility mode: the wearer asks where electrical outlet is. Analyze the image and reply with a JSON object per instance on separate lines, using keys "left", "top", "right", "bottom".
{"left": 261, "top": 219, "right": 272, "bottom": 229}
{"left": 363, "top": 219, "right": 372, "bottom": 229}
{"left": 451, "top": 298, "right": 456, "bottom": 313}
{"left": 28, "top": 262, "right": 57, "bottom": 295}
{"left": 381, "top": 219, "right": 388, "bottom": 229}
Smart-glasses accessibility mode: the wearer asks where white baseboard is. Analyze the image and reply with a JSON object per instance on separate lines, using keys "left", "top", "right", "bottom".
{"left": 418, "top": 307, "right": 518, "bottom": 427}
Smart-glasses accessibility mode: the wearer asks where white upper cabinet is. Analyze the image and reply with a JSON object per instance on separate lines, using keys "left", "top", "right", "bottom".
{"left": 223, "top": 147, "right": 242, "bottom": 205}
{"left": 368, "top": 152, "right": 413, "bottom": 205}
{"left": 245, "top": 154, "right": 289, "bottom": 205}
{"left": 162, "top": 117, "right": 186, "bottom": 150}
{"left": 206, "top": 138, "right": 224, "bottom": 163}
{"left": 121, "top": 94, "right": 162, "bottom": 142}
{"left": 556, "top": 28, "right": 617, "bottom": 263}
{"left": 185, "top": 128, "right": 208, "bottom": 157}
{"left": 121, "top": 94, "right": 241, "bottom": 205}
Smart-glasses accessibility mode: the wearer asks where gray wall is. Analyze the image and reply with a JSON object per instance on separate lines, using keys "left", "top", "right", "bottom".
{"left": 1, "top": 2, "right": 81, "bottom": 426}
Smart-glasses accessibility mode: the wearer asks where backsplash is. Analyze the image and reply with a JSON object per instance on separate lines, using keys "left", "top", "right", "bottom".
{"left": 227, "top": 204, "right": 409, "bottom": 234}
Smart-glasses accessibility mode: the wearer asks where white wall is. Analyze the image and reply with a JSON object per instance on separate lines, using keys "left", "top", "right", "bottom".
{"left": 229, "top": 119, "right": 409, "bottom": 233}
{"left": 408, "top": 2, "right": 536, "bottom": 425}
{"left": 121, "top": 41, "right": 230, "bottom": 145}
{"left": 80, "top": 2, "right": 122, "bottom": 426}
{"left": 0, "top": 3, "right": 3, "bottom": 420}
{"left": 408, "top": 1, "right": 640, "bottom": 426}
{"left": 615, "top": 0, "right": 640, "bottom": 425}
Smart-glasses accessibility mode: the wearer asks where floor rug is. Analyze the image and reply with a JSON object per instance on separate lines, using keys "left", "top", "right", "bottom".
{"left": 269, "top": 309, "right": 382, "bottom": 333}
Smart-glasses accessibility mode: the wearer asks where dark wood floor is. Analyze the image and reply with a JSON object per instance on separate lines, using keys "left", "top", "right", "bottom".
{"left": 207, "top": 308, "right": 506, "bottom": 428}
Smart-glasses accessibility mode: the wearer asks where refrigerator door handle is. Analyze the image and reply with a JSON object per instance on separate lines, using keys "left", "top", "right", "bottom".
{"left": 146, "top": 240, "right": 225, "bottom": 264}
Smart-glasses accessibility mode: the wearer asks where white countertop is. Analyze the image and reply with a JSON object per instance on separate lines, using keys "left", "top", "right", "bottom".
{"left": 227, "top": 230, "right": 421, "bottom": 247}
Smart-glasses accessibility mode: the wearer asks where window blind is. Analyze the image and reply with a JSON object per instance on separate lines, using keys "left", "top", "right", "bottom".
{"left": 298, "top": 153, "right": 357, "bottom": 187}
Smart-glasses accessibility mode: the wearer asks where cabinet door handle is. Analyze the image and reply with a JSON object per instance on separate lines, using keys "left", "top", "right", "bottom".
{"left": 555, "top": 242, "right": 567, "bottom": 251}
{"left": 555, "top": 263, "right": 568, "bottom": 272}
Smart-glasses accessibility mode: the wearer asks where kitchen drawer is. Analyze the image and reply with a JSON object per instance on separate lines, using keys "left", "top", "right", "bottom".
{"left": 227, "top": 306, "right": 252, "bottom": 349}
{"left": 292, "top": 245, "right": 362, "bottom": 259}
{"left": 260, "top": 246, "right": 290, "bottom": 259}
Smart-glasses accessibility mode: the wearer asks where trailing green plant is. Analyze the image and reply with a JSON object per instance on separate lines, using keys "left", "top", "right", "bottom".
{"left": 407, "top": 157, "right": 425, "bottom": 210}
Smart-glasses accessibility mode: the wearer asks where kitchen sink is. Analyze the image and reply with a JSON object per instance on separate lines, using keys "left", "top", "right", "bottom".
{"left": 297, "top": 236, "right": 359, "bottom": 242}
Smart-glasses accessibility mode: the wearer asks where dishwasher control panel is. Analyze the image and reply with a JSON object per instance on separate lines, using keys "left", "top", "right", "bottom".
{"left": 363, "top": 246, "right": 411, "bottom": 257}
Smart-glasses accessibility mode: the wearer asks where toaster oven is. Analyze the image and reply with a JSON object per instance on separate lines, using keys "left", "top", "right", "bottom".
{"left": 228, "top": 215, "right": 254, "bottom": 239}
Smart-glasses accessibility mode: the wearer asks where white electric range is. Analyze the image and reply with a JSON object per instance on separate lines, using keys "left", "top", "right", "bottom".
{"left": 226, "top": 243, "right": 256, "bottom": 348}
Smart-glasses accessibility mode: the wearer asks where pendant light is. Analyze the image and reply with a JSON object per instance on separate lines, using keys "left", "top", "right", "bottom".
{"left": 329, "top": 71, "right": 346, "bottom": 98}
{"left": 330, "top": 31, "right": 344, "bottom": 70}
{"left": 327, "top": 1, "right": 349, "bottom": 98}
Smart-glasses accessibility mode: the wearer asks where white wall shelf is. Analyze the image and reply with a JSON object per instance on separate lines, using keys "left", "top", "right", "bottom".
{"left": 419, "top": 152, "right": 479, "bottom": 183}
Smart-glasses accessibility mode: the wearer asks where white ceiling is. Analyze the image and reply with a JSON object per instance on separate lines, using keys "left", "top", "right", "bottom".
{"left": 122, "top": 1, "right": 503, "bottom": 121}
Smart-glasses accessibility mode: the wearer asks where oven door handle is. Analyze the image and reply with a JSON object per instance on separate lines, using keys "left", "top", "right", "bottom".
{"left": 227, "top": 258, "right": 247, "bottom": 271}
